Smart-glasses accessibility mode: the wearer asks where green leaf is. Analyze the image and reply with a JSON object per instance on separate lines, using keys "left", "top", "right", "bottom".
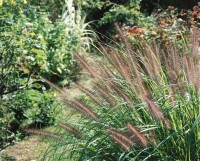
{"left": 57, "top": 67, "right": 62, "bottom": 74}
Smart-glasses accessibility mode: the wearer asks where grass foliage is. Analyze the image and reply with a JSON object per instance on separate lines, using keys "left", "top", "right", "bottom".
{"left": 35, "top": 26, "right": 200, "bottom": 161}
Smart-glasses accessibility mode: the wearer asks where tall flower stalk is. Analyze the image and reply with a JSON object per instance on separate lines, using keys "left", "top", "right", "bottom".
{"left": 39, "top": 27, "right": 200, "bottom": 161}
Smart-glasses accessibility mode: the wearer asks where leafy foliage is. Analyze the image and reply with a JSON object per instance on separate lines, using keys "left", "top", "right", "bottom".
{"left": 0, "top": 88, "right": 61, "bottom": 150}
{"left": 123, "top": 4, "right": 200, "bottom": 45}
{"left": 0, "top": 0, "right": 79, "bottom": 86}
{"left": 74, "top": 0, "right": 143, "bottom": 36}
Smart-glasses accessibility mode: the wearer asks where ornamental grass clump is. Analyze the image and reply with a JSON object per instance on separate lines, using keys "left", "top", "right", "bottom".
{"left": 39, "top": 27, "right": 200, "bottom": 161}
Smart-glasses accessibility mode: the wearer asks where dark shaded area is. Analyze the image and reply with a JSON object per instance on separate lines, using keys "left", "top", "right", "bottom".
{"left": 157, "top": 0, "right": 198, "bottom": 9}
{"left": 141, "top": 0, "right": 198, "bottom": 15}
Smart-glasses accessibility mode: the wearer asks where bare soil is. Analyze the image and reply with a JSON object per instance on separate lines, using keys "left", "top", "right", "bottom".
{"left": 0, "top": 136, "right": 48, "bottom": 161}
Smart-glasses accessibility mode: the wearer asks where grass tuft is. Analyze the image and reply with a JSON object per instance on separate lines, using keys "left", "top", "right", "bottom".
{"left": 39, "top": 27, "right": 200, "bottom": 161}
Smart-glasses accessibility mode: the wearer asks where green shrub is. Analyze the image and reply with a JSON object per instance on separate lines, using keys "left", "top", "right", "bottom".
{"left": 0, "top": 0, "right": 91, "bottom": 86}
{"left": 40, "top": 27, "right": 199, "bottom": 160}
{"left": 74, "top": 0, "right": 143, "bottom": 36}
{"left": 0, "top": 89, "right": 61, "bottom": 150}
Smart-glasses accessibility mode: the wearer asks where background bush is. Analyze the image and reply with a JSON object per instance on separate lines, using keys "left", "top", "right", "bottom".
{"left": 124, "top": 4, "right": 200, "bottom": 43}
{"left": 74, "top": 0, "right": 199, "bottom": 38}
{"left": 0, "top": 0, "right": 79, "bottom": 85}
{"left": 73, "top": 0, "right": 143, "bottom": 38}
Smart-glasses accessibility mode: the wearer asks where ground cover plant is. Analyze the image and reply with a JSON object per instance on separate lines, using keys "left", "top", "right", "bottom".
{"left": 32, "top": 26, "right": 200, "bottom": 160}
